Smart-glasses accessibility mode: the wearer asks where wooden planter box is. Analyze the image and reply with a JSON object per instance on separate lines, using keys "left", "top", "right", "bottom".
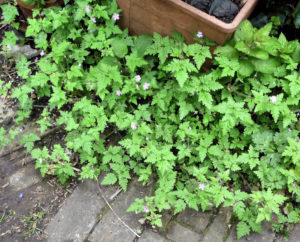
{"left": 116, "top": 0, "right": 258, "bottom": 45}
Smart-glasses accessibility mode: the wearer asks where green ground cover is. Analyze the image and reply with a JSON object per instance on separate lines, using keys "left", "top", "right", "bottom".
{"left": 1, "top": 0, "right": 300, "bottom": 239}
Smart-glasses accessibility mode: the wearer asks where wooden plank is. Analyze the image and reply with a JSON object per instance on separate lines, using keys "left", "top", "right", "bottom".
{"left": 116, "top": 0, "right": 131, "bottom": 30}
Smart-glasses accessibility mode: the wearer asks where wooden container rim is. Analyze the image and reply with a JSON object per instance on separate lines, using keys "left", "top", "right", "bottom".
{"left": 165, "top": 0, "right": 259, "bottom": 33}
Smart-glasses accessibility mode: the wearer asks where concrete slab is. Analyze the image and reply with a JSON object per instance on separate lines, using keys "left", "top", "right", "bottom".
{"left": 167, "top": 221, "right": 201, "bottom": 242}
{"left": 176, "top": 208, "right": 212, "bottom": 235}
{"left": 8, "top": 163, "right": 41, "bottom": 191}
{"left": 45, "top": 179, "right": 118, "bottom": 242}
{"left": 203, "top": 207, "right": 232, "bottom": 242}
{"left": 88, "top": 179, "right": 150, "bottom": 242}
{"left": 288, "top": 224, "right": 300, "bottom": 242}
{"left": 139, "top": 230, "right": 170, "bottom": 242}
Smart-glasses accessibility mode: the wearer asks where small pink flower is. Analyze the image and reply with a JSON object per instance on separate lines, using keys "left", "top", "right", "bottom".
{"left": 112, "top": 13, "right": 120, "bottom": 21}
{"left": 270, "top": 96, "right": 277, "bottom": 103}
{"left": 143, "top": 206, "right": 150, "bottom": 213}
{"left": 135, "top": 75, "right": 141, "bottom": 82}
{"left": 146, "top": 137, "right": 149, "bottom": 141}
{"left": 116, "top": 90, "right": 121, "bottom": 96}
{"left": 197, "top": 31, "right": 203, "bottom": 38}
{"left": 198, "top": 183, "right": 205, "bottom": 190}
{"left": 131, "top": 122, "right": 137, "bottom": 130}
{"left": 143, "top": 82, "right": 150, "bottom": 90}
{"left": 40, "top": 50, "right": 45, "bottom": 56}
{"left": 136, "top": 85, "right": 139, "bottom": 89}
{"left": 90, "top": 17, "right": 96, "bottom": 23}
{"left": 85, "top": 5, "right": 90, "bottom": 13}
{"left": 288, "top": 128, "right": 292, "bottom": 132}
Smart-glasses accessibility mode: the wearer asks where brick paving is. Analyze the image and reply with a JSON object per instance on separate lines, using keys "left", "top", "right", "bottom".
{"left": 44, "top": 177, "right": 299, "bottom": 242}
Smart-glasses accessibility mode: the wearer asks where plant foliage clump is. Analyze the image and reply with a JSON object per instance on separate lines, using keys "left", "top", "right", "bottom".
{"left": 1, "top": 0, "right": 300, "bottom": 238}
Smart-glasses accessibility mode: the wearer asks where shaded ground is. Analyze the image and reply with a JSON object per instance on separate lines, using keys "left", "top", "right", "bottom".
{"left": 0, "top": 15, "right": 77, "bottom": 239}
{"left": 0, "top": 156, "right": 75, "bottom": 241}
{"left": 0, "top": 97, "right": 77, "bottom": 241}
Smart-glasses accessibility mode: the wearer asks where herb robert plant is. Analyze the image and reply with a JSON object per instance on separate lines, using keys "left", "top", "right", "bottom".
{"left": 1, "top": 0, "right": 300, "bottom": 238}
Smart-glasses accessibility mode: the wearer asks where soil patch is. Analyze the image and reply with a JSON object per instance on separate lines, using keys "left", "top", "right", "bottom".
{"left": 184, "top": 0, "right": 243, "bottom": 23}
{"left": 0, "top": 115, "right": 77, "bottom": 241}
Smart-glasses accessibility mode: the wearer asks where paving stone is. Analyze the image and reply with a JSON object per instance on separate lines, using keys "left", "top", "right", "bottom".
{"left": 139, "top": 230, "right": 170, "bottom": 242}
{"left": 167, "top": 221, "right": 201, "bottom": 242}
{"left": 45, "top": 179, "right": 118, "bottom": 242}
{"left": 226, "top": 222, "right": 275, "bottom": 242}
{"left": 288, "top": 224, "right": 300, "bottom": 242}
{"left": 176, "top": 208, "right": 212, "bottom": 234}
{"left": 203, "top": 207, "right": 232, "bottom": 242}
{"left": 88, "top": 179, "right": 151, "bottom": 242}
{"left": 8, "top": 164, "right": 41, "bottom": 191}
{"left": 0, "top": 123, "right": 40, "bottom": 156}
{"left": 158, "top": 210, "right": 174, "bottom": 233}
{"left": 0, "top": 96, "right": 16, "bottom": 126}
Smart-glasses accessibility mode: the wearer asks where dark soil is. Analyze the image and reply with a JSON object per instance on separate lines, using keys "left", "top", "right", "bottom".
{"left": 0, "top": 151, "right": 77, "bottom": 241}
{"left": 184, "top": 0, "right": 243, "bottom": 23}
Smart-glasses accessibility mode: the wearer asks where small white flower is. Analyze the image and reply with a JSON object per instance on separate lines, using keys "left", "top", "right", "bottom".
{"left": 198, "top": 183, "right": 205, "bottom": 190}
{"left": 143, "top": 82, "right": 150, "bottom": 90}
{"left": 131, "top": 122, "right": 137, "bottom": 130}
{"left": 39, "top": 158, "right": 43, "bottom": 164}
{"left": 197, "top": 31, "right": 203, "bottom": 38}
{"left": 135, "top": 75, "right": 141, "bottom": 82}
{"left": 116, "top": 90, "right": 121, "bottom": 96}
{"left": 270, "top": 96, "right": 277, "bottom": 103}
{"left": 112, "top": 13, "right": 120, "bottom": 21}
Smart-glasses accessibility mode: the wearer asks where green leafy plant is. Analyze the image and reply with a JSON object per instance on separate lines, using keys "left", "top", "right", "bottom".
{"left": 1, "top": 0, "right": 299, "bottom": 239}
{"left": 293, "top": 0, "right": 300, "bottom": 27}
{"left": 21, "top": 207, "right": 46, "bottom": 237}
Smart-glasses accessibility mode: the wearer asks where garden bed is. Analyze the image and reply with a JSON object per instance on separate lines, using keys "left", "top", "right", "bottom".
{"left": 1, "top": 0, "right": 300, "bottom": 240}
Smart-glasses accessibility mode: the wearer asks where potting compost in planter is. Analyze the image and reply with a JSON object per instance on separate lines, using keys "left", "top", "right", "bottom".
{"left": 187, "top": 0, "right": 241, "bottom": 23}
{"left": 117, "top": 0, "right": 258, "bottom": 44}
